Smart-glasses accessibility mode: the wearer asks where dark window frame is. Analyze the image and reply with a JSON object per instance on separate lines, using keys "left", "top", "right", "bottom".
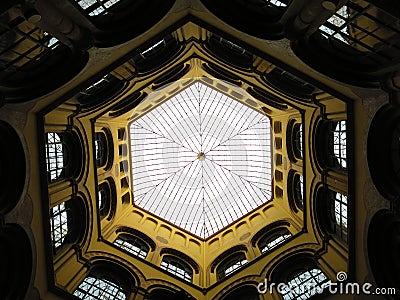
{"left": 258, "top": 227, "right": 292, "bottom": 253}
{"left": 46, "top": 132, "right": 68, "bottom": 182}
{"left": 74, "top": 275, "right": 127, "bottom": 300}
{"left": 95, "top": 131, "right": 108, "bottom": 167}
{"left": 50, "top": 201, "right": 72, "bottom": 253}
{"left": 114, "top": 233, "right": 150, "bottom": 259}
{"left": 216, "top": 252, "right": 248, "bottom": 281}
{"left": 160, "top": 255, "right": 193, "bottom": 283}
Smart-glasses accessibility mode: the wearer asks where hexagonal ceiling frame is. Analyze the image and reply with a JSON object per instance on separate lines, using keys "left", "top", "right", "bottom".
{"left": 128, "top": 80, "right": 273, "bottom": 239}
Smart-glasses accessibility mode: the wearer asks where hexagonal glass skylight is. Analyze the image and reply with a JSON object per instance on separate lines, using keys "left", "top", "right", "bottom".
{"left": 129, "top": 81, "right": 272, "bottom": 238}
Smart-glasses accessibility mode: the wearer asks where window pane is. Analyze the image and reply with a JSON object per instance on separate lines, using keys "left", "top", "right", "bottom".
{"left": 74, "top": 276, "right": 126, "bottom": 300}
{"left": 75, "top": 0, "right": 122, "bottom": 16}
{"left": 261, "top": 232, "right": 292, "bottom": 253}
{"left": 140, "top": 40, "right": 165, "bottom": 57}
{"left": 294, "top": 123, "right": 303, "bottom": 159}
{"left": 319, "top": 6, "right": 350, "bottom": 44}
{"left": 45, "top": 132, "right": 65, "bottom": 181}
{"left": 50, "top": 202, "right": 69, "bottom": 250}
{"left": 160, "top": 257, "right": 192, "bottom": 282}
{"left": 333, "top": 121, "right": 347, "bottom": 169}
{"left": 334, "top": 192, "right": 348, "bottom": 241}
{"left": 114, "top": 235, "right": 149, "bottom": 259}
{"left": 281, "top": 268, "right": 329, "bottom": 300}
{"left": 217, "top": 253, "right": 248, "bottom": 280}
{"left": 318, "top": 0, "right": 400, "bottom": 62}
{"left": 294, "top": 174, "right": 304, "bottom": 209}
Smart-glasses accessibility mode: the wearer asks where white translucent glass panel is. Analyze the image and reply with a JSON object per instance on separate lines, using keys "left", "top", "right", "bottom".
{"left": 50, "top": 202, "right": 69, "bottom": 249}
{"left": 74, "top": 276, "right": 126, "bottom": 300}
{"left": 130, "top": 82, "right": 272, "bottom": 238}
{"left": 334, "top": 193, "right": 348, "bottom": 231}
{"left": 298, "top": 124, "right": 303, "bottom": 156}
{"left": 269, "top": 0, "right": 287, "bottom": 7}
{"left": 114, "top": 236, "right": 148, "bottom": 259}
{"left": 160, "top": 259, "right": 192, "bottom": 282}
{"left": 225, "top": 258, "right": 248, "bottom": 277}
{"left": 46, "top": 132, "right": 64, "bottom": 181}
{"left": 82, "top": 75, "right": 110, "bottom": 95}
{"left": 320, "top": 6, "right": 349, "bottom": 44}
{"left": 140, "top": 40, "right": 165, "bottom": 57}
{"left": 333, "top": 121, "right": 347, "bottom": 168}
{"left": 98, "top": 189, "right": 104, "bottom": 209}
{"left": 299, "top": 175, "right": 304, "bottom": 200}
{"left": 281, "top": 268, "right": 329, "bottom": 300}
{"left": 43, "top": 32, "right": 59, "bottom": 49}
{"left": 261, "top": 233, "right": 292, "bottom": 253}
{"left": 95, "top": 140, "right": 100, "bottom": 160}
{"left": 75, "top": 0, "right": 122, "bottom": 16}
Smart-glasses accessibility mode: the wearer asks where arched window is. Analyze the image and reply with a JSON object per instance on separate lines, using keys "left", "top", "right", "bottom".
{"left": 316, "top": 120, "right": 347, "bottom": 170}
{"left": 98, "top": 188, "right": 105, "bottom": 213}
{"left": 46, "top": 132, "right": 67, "bottom": 182}
{"left": 262, "top": 67, "right": 316, "bottom": 100}
{"left": 288, "top": 171, "right": 304, "bottom": 212}
{"left": 258, "top": 228, "right": 292, "bottom": 253}
{"left": 74, "top": 276, "right": 126, "bottom": 299}
{"left": 50, "top": 202, "right": 70, "bottom": 251}
{"left": 74, "top": 0, "right": 123, "bottom": 17}
{"left": 73, "top": 262, "right": 135, "bottom": 300}
{"left": 316, "top": 188, "right": 348, "bottom": 243}
{"left": 272, "top": 255, "right": 331, "bottom": 300}
{"left": 288, "top": 172, "right": 304, "bottom": 211}
{"left": 114, "top": 234, "right": 149, "bottom": 259}
{"left": 293, "top": 123, "right": 303, "bottom": 159}
{"left": 0, "top": 7, "right": 88, "bottom": 102}
{"left": 131, "top": 35, "right": 181, "bottom": 74}
{"left": 160, "top": 255, "right": 193, "bottom": 282}
{"left": 317, "top": 2, "right": 399, "bottom": 59}
{"left": 81, "top": 75, "right": 113, "bottom": 95}
{"left": 45, "top": 131, "right": 82, "bottom": 182}
{"left": 50, "top": 198, "right": 87, "bottom": 253}
{"left": 280, "top": 268, "right": 329, "bottom": 299}
{"left": 140, "top": 39, "right": 166, "bottom": 58}
{"left": 77, "top": 74, "right": 126, "bottom": 109}
{"left": 332, "top": 192, "right": 348, "bottom": 242}
{"left": 332, "top": 120, "right": 347, "bottom": 169}
{"left": 292, "top": 1, "right": 400, "bottom": 86}
{"left": 286, "top": 119, "right": 303, "bottom": 161}
{"left": 95, "top": 132, "right": 108, "bottom": 167}
{"left": 296, "top": 174, "right": 304, "bottom": 208}
{"left": 98, "top": 180, "right": 114, "bottom": 219}
{"left": 205, "top": 34, "right": 254, "bottom": 70}
{"left": 319, "top": 5, "right": 350, "bottom": 44}
{"left": 216, "top": 252, "right": 248, "bottom": 280}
